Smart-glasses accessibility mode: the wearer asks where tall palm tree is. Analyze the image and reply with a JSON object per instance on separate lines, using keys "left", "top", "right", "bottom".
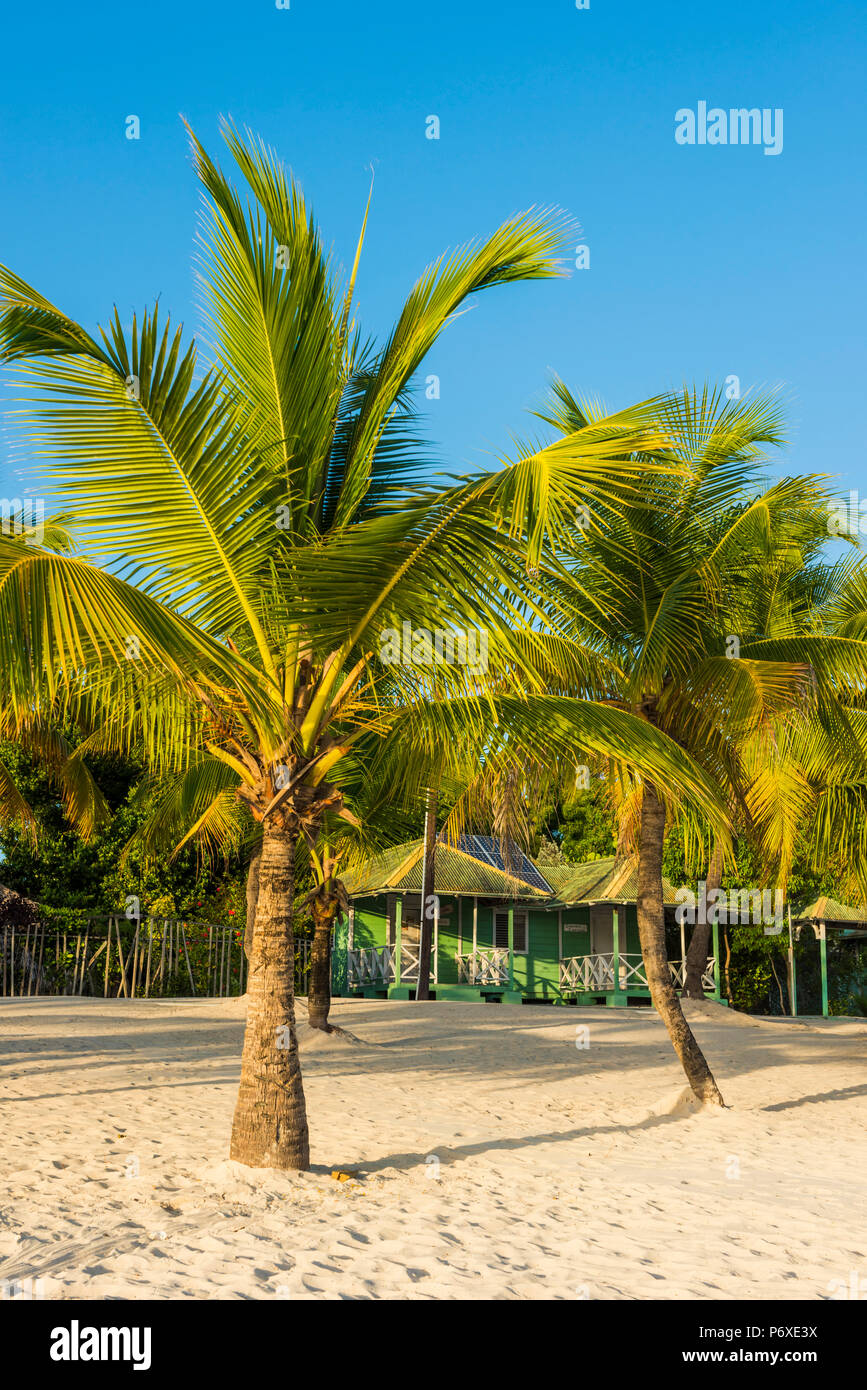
{"left": 0, "top": 711, "right": 109, "bottom": 844}
{"left": 679, "top": 514, "right": 867, "bottom": 993}
{"left": 0, "top": 124, "right": 730, "bottom": 1166}
{"left": 0, "top": 522, "right": 110, "bottom": 844}
{"left": 525, "top": 382, "right": 867, "bottom": 1103}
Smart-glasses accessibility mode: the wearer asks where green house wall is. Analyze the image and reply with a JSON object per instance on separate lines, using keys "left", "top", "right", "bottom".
{"left": 336, "top": 894, "right": 643, "bottom": 998}
{"left": 352, "top": 896, "right": 390, "bottom": 949}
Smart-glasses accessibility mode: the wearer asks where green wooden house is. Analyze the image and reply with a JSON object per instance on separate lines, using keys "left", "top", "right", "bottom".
{"left": 332, "top": 835, "right": 722, "bottom": 1006}
{"left": 789, "top": 896, "right": 867, "bottom": 1017}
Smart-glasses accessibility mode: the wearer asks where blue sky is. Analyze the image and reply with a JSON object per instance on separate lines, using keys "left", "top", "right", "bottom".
{"left": 0, "top": 0, "right": 864, "bottom": 506}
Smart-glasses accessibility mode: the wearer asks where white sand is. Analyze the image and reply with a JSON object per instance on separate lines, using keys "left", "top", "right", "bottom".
{"left": 0, "top": 996, "right": 864, "bottom": 1300}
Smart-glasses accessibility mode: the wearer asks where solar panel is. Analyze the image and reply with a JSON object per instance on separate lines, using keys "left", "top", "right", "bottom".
{"left": 451, "top": 834, "right": 554, "bottom": 895}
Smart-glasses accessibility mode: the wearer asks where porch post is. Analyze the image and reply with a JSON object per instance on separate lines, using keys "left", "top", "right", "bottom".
{"left": 348, "top": 906, "right": 355, "bottom": 951}
{"left": 457, "top": 896, "right": 462, "bottom": 955}
{"left": 712, "top": 916, "right": 721, "bottom": 1001}
{"left": 433, "top": 895, "right": 439, "bottom": 984}
{"left": 394, "top": 896, "right": 402, "bottom": 985}
{"left": 819, "top": 920, "right": 829, "bottom": 1018}
{"left": 558, "top": 907, "right": 563, "bottom": 963}
{"left": 612, "top": 905, "right": 621, "bottom": 995}
{"left": 472, "top": 897, "right": 478, "bottom": 952}
{"left": 787, "top": 904, "right": 797, "bottom": 1018}
{"left": 507, "top": 902, "right": 515, "bottom": 990}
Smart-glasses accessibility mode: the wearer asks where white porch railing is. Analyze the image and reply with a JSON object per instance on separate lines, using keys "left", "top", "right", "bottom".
{"left": 348, "top": 946, "right": 394, "bottom": 986}
{"left": 559, "top": 953, "right": 715, "bottom": 993}
{"left": 559, "top": 951, "right": 644, "bottom": 991}
{"left": 396, "top": 942, "right": 436, "bottom": 985}
{"left": 455, "top": 948, "right": 510, "bottom": 986}
{"left": 347, "top": 945, "right": 435, "bottom": 987}
{"left": 669, "top": 957, "right": 716, "bottom": 992}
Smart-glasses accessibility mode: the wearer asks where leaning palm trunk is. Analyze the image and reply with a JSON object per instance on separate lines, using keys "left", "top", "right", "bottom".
{"left": 230, "top": 825, "right": 309, "bottom": 1168}
{"left": 682, "top": 840, "right": 723, "bottom": 998}
{"left": 723, "top": 926, "right": 733, "bottom": 1002}
{"left": 636, "top": 782, "right": 725, "bottom": 1106}
{"left": 302, "top": 865, "right": 349, "bottom": 1032}
{"left": 307, "top": 901, "right": 337, "bottom": 1031}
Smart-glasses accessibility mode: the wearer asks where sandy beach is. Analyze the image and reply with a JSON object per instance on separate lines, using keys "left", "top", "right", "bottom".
{"left": 0, "top": 997, "right": 864, "bottom": 1300}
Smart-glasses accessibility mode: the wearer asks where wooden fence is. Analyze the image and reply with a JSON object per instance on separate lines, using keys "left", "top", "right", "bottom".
{"left": 0, "top": 917, "right": 311, "bottom": 999}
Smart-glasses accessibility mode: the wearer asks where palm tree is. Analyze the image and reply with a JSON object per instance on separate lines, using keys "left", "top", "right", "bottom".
{"left": 0, "top": 124, "right": 730, "bottom": 1166}
{"left": 0, "top": 521, "right": 110, "bottom": 844}
{"left": 526, "top": 382, "right": 867, "bottom": 1103}
{"left": 682, "top": 509, "right": 867, "bottom": 993}
{"left": 0, "top": 711, "right": 109, "bottom": 844}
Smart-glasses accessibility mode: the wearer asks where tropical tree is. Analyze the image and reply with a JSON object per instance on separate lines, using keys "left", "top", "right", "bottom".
{"left": 0, "top": 518, "right": 110, "bottom": 845}
{"left": 523, "top": 382, "right": 867, "bottom": 1103}
{"left": 0, "top": 123, "right": 730, "bottom": 1168}
{"left": 680, "top": 507, "right": 867, "bottom": 994}
{"left": 0, "top": 711, "right": 109, "bottom": 845}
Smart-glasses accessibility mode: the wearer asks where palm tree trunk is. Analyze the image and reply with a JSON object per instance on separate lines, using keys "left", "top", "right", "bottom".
{"left": 637, "top": 781, "right": 725, "bottom": 1106}
{"left": 723, "top": 926, "right": 733, "bottom": 1001}
{"left": 243, "top": 849, "right": 261, "bottom": 963}
{"left": 770, "top": 951, "right": 786, "bottom": 1014}
{"left": 230, "top": 824, "right": 310, "bottom": 1169}
{"left": 416, "top": 785, "right": 438, "bottom": 1001}
{"left": 307, "top": 902, "right": 336, "bottom": 1031}
{"left": 682, "top": 840, "right": 723, "bottom": 998}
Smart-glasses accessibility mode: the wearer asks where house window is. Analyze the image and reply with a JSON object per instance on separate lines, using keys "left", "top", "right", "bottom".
{"left": 493, "top": 909, "right": 527, "bottom": 953}
{"left": 387, "top": 894, "right": 421, "bottom": 946}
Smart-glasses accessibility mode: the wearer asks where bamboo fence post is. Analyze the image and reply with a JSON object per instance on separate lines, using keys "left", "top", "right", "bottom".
{"left": 36, "top": 923, "right": 46, "bottom": 996}
{"left": 115, "top": 920, "right": 129, "bottom": 998}
{"left": 157, "top": 921, "right": 167, "bottom": 995}
{"left": 180, "top": 923, "right": 196, "bottom": 995}
{"left": 83, "top": 934, "right": 106, "bottom": 996}
{"left": 78, "top": 927, "right": 90, "bottom": 995}
{"left": 130, "top": 920, "right": 141, "bottom": 998}
{"left": 144, "top": 920, "right": 154, "bottom": 998}
{"left": 22, "top": 923, "right": 33, "bottom": 996}
{"left": 104, "top": 922, "right": 112, "bottom": 997}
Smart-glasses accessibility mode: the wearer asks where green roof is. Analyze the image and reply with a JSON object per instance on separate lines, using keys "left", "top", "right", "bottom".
{"left": 541, "top": 858, "right": 618, "bottom": 902}
{"left": 342, "top": 840, "right": 866, "bottom": 927}
{"left": 341, "top": 839, "right": 553, "bottom": 899}
{"left": 542, "top": 856, "right": 681, "bottom": 906}
{"left": 342, "top": 844, "right": 680, "bottom": 906}
{"left": 794, "top": 896, "right": 867, "bottom": 927}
